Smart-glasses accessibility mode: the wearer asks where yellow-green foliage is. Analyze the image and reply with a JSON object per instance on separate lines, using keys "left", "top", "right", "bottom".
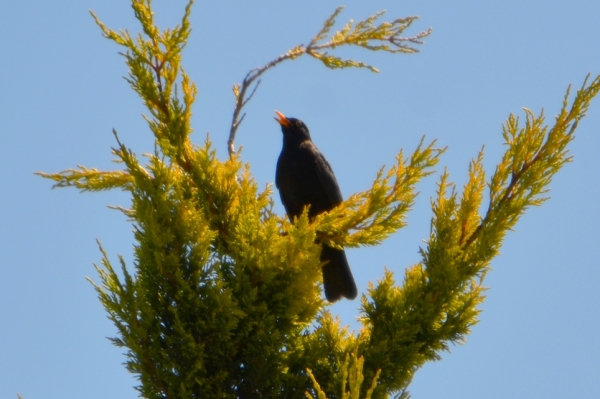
{"left": 38, "top": 1, "right": 599, "bottom": 398}
{"left": 305, "top": 6, "right": 432, "bottom": 73}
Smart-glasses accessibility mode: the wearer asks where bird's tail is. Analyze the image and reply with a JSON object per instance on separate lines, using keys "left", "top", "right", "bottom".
{"left": 320, "top": 245, "right": 357, "bottom": 302}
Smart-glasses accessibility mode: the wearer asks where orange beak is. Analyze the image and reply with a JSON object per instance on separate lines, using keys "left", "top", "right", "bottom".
{"left": 274, "top": 110, "right": 291, "bottom": 127}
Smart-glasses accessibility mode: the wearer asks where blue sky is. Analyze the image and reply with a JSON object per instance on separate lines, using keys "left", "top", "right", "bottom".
{"left": 1, "top": 1, "right": 599, "bottom": 398}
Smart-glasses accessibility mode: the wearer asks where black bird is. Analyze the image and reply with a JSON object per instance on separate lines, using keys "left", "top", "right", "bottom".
{"left": 274, "top": 111, "right": 357, "bottom": 302}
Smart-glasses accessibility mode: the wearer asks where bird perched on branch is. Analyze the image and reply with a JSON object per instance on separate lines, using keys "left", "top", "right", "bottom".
{"left": 274, "top": 111, "right": 357, "bottom": 302}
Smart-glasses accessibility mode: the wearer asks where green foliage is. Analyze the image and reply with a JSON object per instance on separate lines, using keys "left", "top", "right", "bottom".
{"left": 37, "top": 1, "right": 600, "bottom": 398}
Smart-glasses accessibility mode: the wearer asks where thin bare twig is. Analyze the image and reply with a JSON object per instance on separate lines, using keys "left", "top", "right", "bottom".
{"left": 228, "top": 51, "right": 301, "bottom": 157}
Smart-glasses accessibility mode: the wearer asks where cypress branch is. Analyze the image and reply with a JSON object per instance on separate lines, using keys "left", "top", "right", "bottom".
{"left": 37, "top": 1, "right": 599, "bottom": 398}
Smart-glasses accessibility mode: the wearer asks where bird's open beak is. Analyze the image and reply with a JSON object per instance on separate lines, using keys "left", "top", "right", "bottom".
{"left": 274, "top": 110, "right": 291, "bottom": 127}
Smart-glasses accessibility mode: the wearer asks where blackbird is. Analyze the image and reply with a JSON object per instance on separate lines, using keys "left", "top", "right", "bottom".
{"left": 274, "top": 111, "right": 357, "bottom": 302}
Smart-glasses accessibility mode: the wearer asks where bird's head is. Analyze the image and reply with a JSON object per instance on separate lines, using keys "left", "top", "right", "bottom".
{"left": 275, "top": 110, "right": 312, "bottom": 144}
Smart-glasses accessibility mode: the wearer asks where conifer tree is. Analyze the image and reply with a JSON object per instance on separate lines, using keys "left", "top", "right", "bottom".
{"left": 38, "top": 1, "right": 600, "bottom": 398}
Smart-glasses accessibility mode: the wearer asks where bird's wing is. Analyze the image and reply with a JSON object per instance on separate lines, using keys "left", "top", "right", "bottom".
{"left": 313, "top": 146, "right": 344, "bottom": 207}
{"left": 276, "top": 177, "right": 303, "bottom": 219}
